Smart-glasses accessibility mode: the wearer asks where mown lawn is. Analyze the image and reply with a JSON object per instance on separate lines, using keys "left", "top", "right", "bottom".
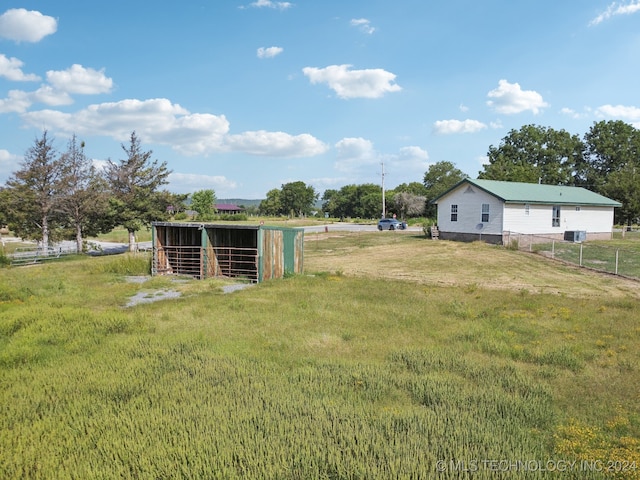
{"left": 1, "top": 235, "right": 639, "bottom": 479}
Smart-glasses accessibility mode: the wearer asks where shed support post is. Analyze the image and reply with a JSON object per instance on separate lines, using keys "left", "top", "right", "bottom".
{"left": 201, "top": 226, "right": 208, "bottom": 279}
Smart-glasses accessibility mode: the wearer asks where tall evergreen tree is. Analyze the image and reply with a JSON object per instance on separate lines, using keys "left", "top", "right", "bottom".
{"left": 4, "top": 131, "right": 62, "bottom": 248}
{"left": 104, "top": 131, "right": 172, "bottom": 251}
{"left": 57, "top": 135, "right": 113, "bottom": 252}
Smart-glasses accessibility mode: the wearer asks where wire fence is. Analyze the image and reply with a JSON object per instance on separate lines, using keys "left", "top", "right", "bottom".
{"left": 508, "top": 231, "right": 640, "bottom": 280}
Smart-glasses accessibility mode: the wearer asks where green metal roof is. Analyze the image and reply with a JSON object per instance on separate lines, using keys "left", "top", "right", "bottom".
{"left": 433, "top": 179, "right": 622, "bottom": 206}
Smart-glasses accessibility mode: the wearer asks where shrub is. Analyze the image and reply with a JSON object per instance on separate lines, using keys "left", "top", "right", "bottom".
{"left": 0, "top": 250, "right": 9, "bottom": 267}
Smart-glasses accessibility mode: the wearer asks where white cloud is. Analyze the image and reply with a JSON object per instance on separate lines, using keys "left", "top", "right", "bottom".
{"left": 0, "top": 86, "right": 74, "bottom": 113}
{"left": 30, "top": 85, "right": 74, "bottom": 106}
{"left": 0, "top": 149, "right": 21, "bottom": 179}
{"left": 590, "top": 1, "right": 640, "bottom": 26}
{"left": 393, "top": 146, "right": 429, "bottom": 171}
{"left": 350, "top": 18, "right": 375, "bottom": 34}
{"left": 334, "top": 137, "right": 378, "bottom": 172}
{"left": 596, "top": 104, "right": 640, "bottom": 127}
{"left": 0, "top": 54, "right": 40, "bottom": 81}
{"left": 459, "top": 103, "right": 469, "bottom": 112}
{"left": 226, "top": 130, "right": 327, "bottom": 157}
{"left": 246, "top": 0, "right": 292, "bottom": 10}
{"left": 560, "top": 107, "right": 580, "bottom": 119}
{"left": 168, "top": 172, "right": 237, "bottom": 195}
{"left": 21, "top": 98, "right": 230, "bottom": 155}
{"left": 0, "top": 8, "right": 57, "bottom": 43}
{"left": 257, "top": 46, "right": 283, "bottom": 59}
{"left": 20, "top": 97, "right": 328, "bottom": 158}
{"left": 486, "top": 79, "right": 548, "bottom": 115}
{"left": 596, "top": 104, "right": 640, "bottom": 120}
{"left": 0, "top": 64, "right": 113, "bottom": 113}
{"left": 433, "top": 119, "right": 487, "bottom": 135}
{"left": 46, "top": 65, "right": 113, "bottom": 95}
{"left": 308, "top": 176, "right": 350, "bottom": 191}
{"left": 0, "top": 90, "right": 31, "bottom": 113}
{"left": 303, "top": 64, "right": 401, "bottom": 99}
{"left": 334, "top": 138, "right": 428, "bottom": 178}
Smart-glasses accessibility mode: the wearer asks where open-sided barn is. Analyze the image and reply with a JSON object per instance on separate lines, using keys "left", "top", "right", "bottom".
{"left": 151, "top": 222, "right": 303, "bottom": 282}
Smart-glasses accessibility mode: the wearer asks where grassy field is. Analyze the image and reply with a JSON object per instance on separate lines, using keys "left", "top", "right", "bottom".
{"left": 523, "top": 231, "right": 640, "bottom": 279}
{"left": 1, "top": 234, "right": 639, "bottom": 478}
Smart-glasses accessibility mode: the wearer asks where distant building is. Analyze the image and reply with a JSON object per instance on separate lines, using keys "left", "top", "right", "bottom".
{"left": 216, "top": 203, "right": 244, "bottom": 215}
{"left": 432, "top": 178, "right": 621, "bottom": 244}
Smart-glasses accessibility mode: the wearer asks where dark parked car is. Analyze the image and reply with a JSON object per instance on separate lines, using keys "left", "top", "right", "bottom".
{"left": 377, "top": 218, "right": 406, "bottom": 231}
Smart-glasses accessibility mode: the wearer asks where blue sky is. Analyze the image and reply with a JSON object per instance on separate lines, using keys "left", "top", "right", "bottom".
{"left": 1, "top": 1, "right": 639, "bottom": 199}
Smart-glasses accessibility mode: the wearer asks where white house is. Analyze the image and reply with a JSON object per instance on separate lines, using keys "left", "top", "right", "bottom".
{"left": 432, "top": 179, "right": 621, "bottom": 244}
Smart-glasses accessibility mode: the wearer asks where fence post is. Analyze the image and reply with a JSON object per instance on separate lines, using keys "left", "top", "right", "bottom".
{"left": 615, "top": 249, "right": 619, "bottom": 275}
{"left": 552, "top": 240, "right": 555, "bottom": 258}
{"left": 579, "top": 243, "right": 583, "bottom": 267}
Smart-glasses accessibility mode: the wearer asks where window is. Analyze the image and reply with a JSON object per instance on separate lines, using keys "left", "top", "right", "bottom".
{"left": 552, "top": 205, "right": 561, "bottom": 227}
{"left": 450, "top": 204, "right": 458, "bottom": 222}
{"left": 525, "top": 204, "right": 530, "bottom": 216}
{"left": 481, "top": 203, "right": 490, "bottom": 222}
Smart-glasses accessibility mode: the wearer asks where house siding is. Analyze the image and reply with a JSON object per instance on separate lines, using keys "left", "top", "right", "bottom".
{"left": 503, "top": 204, "right": 615, "bottom": 235}
{"left": 436, "top": 183, "right": 504, "bottom": 236}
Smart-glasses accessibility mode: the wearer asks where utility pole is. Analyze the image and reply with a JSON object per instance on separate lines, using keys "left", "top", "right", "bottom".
{"left": 381, "top": 161, "right": 386, "bottom": 218}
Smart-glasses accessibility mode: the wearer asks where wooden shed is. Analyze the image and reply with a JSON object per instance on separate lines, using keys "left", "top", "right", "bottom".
{"left": 151, "top": 222, "right": 304, "bottom": 282}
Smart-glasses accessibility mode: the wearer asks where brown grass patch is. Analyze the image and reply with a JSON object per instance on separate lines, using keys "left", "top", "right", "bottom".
{"left": 304, "top": 232, "right": 640, "bottom": 298}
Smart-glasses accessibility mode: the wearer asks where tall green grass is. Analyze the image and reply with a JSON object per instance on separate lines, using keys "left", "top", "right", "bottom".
{"left": 1, "top": 256, "right": 639, "bottom": 478}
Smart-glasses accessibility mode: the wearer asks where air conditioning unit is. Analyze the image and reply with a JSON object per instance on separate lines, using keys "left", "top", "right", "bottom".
{"left": 564, "top": 230, "right": 586, "bottom": 242}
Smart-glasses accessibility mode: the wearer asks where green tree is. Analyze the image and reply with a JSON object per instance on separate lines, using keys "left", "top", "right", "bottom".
{"left": 57, "top": 135, "right": 114, "bottom": 252}
{"left": 391, "top": 192, "right": 426, "bottom": 220}
{"left": 321, "top": 189, "right": 340, "bottom": 217}
{"left": 0, "top": 187, "right": 8, "bottom": 227}
{"left": 583, "top": 120, "right": 640, "bottom": 189}
{"left": 423, "top": 161, "right": 468, "bottom": 218}
{"left": 392, "top": 182, "right": 428, "bottom": 197}
{"left": 478, "top": 125, "right": 583, "bottom": 185}
{"left": 191, "top": 189, "right": 217, "bottom": 220}
{"left": 3, "top": 131, "right": 62, "bottom": 248}
{"left": 104, "top": 131, "right": 172, "bottom": 251}
{"left": 280, "top": 181, "right": 318, "bottom": 217}
{"left": 259, "top": 188, "right": 282, "bottom": 216}
{"left": 602, "top": 163, "right": 640, "bottom": 226}
{"left": 584, "top": 121, "right": 640, "bottom": 224}
{"left": 322, "top": 184, "right": 381, "bottom": 219}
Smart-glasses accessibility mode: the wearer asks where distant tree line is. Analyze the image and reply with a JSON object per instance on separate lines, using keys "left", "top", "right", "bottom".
{"left": 321, "top": 183, "right": 428, "bottom": 220}
{"left": 0, "top": 131, "right": 186, "bottom": 252}
{"left": 2, "top": 120, "right": 637, "bottom": 245}
{"left": 322, "top": 120, "right": 640, "bottom": 225}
